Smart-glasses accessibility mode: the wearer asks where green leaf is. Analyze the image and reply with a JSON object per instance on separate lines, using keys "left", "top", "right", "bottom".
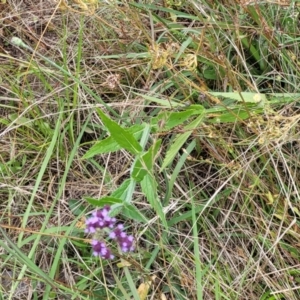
{"left": 160, "top": 131, "right": 192, "bottom": 171}
{"left": 111, "top": 179, "right": 131, "bottom": 199}
{"left": 141, "top": 174, "right": 168, "bottom": 229}
{"left": 132, "top": 159, "right": 148, "bottom": 182}
{"left": 164, "top": 105, "right": 203, "bottom": 130}
{"left": 132, "top": 139, "right": 162, "bottom": 182}
{"left": 97, "top": 109, "right": 142, "bottom": 155}
{"left": 174, "top": 36, "right": 193, "bottom": 63}
{"left": 164, "top": 140, "right": 196, "bottom": 206}
{"left": 83, "top": 125, "right": 145, "bottom": 159}
{"left": 160, "top": 110, "right": 195, "bottom": 131}
{"left": 207, "top": 108, "right": 263, "bottom": 123}
{"left": 68, "top": 199, "right": 86, "bottom": 216}
{"left": 84, "top": 192, "right": 147, "bottom": 223}
{"left": 109, "top": 178, "right": 136, "bottom": 217}
{"left": 122, "top": 203, "right": 148, "bottom": 223}
{"left": 203, "top": 68, "right": 217, "bottom": 80}
{"left": 83, "top": 136, "right": 119, "bottom": 159}
{"left": 209, "top": 92, "right": 267, "bottom": 103}
{"left": 9, "top": 113, "right": 33, "bottom": 127}
{"left": 151, "top": 104, "right": 204, "bottom": 132}
{"left": 160, "top": 113, "right": 204, "bottom": 171}
{"left": 136, "top": 93, "right": 184, "bottom": 109}
{"left": 84, "top": 196, "right": 123, "bottom": 207}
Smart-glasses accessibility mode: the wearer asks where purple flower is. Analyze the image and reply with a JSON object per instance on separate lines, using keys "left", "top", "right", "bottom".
{"left": 91, "top": 239, "right": 114, "bottom": 260}
{"left": 85, "top": 206, "right": 135, "bottom": 259}
{"left": 109, "top": 224, "right": 134, "bottom": 252}
{"left": 85, "top": 206, "right": 116, "bottom": 233}
{"left": 109, "top": 224, "right": 124, "bottom": 239}
{"left": 119, "top": 235, "right": 135, "bottom": 252}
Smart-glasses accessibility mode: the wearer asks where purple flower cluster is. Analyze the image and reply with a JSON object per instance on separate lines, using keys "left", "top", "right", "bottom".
{"left": 91, "top": 240, "right": 114, "bottom": 259}
{"left": 109, "top": 224, "right": 134, "bottom": 253}
{"left": 85, "top": 205, "right": 134, "bottom": 259}
{"left": 85, "top": 205, "right": 116, "bottom": 233}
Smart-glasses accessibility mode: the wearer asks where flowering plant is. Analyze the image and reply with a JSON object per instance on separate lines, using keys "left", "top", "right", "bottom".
{"left": 85, "top": 205, "right": 134, "bottom": 259}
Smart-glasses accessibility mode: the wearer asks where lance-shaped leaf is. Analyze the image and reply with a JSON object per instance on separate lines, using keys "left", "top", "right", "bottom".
{"left": 132, "top": 139, "right": 162, "bottom": 182}
{"left": 83, "top": 124, "right": 144, "bottom": 159}
{"left": 97, "top": 109, "right": 142, "bottom": 155}
{"left": 141, "top": 174, "right": 168, "bottom": 229}
{"left": 160, "top": 109, "right": 204, "bottom": 171}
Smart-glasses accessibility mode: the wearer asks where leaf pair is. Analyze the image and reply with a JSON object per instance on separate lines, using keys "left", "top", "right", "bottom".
{"left": 83, "top": 109, "right": 144, "bottom": 159}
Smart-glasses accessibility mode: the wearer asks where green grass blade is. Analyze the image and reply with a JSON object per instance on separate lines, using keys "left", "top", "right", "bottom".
{"left": 191, "top": 191, "right": 203, "bottom": 300}
{"left": 42, "top": 114, "right": 92, "bottom": 299}
{"left": 0, "top": 227, "right": 72, "bottom": 295}
{"left": 18, "top": 107, "right": 63, "bottom": 245}
{"left": 160, "top": 130, "right": 193, "bottom": 171}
